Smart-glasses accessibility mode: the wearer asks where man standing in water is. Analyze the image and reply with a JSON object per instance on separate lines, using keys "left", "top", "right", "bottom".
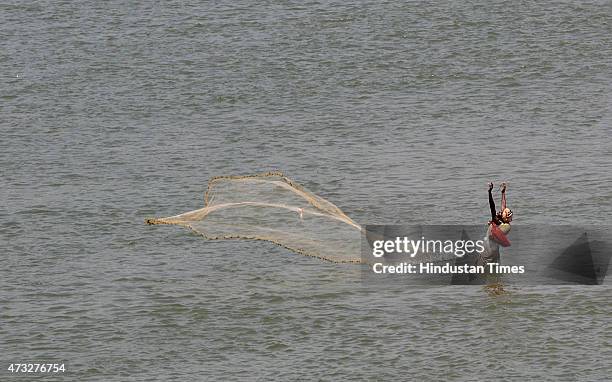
{"left": 477, "top": 182, "right": 513, "bottom": 268}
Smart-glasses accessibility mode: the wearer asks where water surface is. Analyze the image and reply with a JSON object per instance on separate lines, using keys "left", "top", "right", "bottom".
{"left": 1, "top": 1, "right": 611, "bottom": 380}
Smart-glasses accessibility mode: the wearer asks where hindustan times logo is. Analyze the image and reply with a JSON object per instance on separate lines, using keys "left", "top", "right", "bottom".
{"left": 372, "top": 262, "right": 525, "bottom": 275}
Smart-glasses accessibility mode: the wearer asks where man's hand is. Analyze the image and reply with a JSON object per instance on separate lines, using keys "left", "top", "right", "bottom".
{"left": 488, "top": 182, "right": 494, "bottom": 192}
{"left": 500, "top": 182, "right": 507, "bottom": 193}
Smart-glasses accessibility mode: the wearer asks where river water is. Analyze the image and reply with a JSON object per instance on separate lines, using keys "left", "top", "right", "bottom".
{"left": 2, "top": 1, "right": 611, "bottom": 380}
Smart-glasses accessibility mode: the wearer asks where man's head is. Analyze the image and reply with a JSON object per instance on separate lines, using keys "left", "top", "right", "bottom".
{"left": 501, "top": 208, "right": 513, "bottom": 223}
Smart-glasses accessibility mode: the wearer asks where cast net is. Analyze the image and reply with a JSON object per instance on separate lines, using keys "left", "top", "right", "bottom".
{"left": 146, "top": 172, "right": 363, "bottom": 263}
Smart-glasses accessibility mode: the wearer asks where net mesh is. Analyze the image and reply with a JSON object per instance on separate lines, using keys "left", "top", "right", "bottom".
{"left": 146, "top": 172, "right": 363, "bottom": 263}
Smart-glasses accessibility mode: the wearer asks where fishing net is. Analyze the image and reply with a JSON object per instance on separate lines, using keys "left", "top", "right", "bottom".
{"left": 146, "top": 172, "right": 363, "bottom": 263}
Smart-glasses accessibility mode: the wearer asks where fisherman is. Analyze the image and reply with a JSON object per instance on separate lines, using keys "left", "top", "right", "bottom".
{"left": 488, "top": 182, "right": 513, "bottom": 228}
{"left": 476, "top": 182, "right": 513, "bottom": 268}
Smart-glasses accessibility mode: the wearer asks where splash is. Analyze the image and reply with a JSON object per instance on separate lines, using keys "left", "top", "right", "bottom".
{"left": 146, "top": 172, "right": 363, "bottom": 263}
